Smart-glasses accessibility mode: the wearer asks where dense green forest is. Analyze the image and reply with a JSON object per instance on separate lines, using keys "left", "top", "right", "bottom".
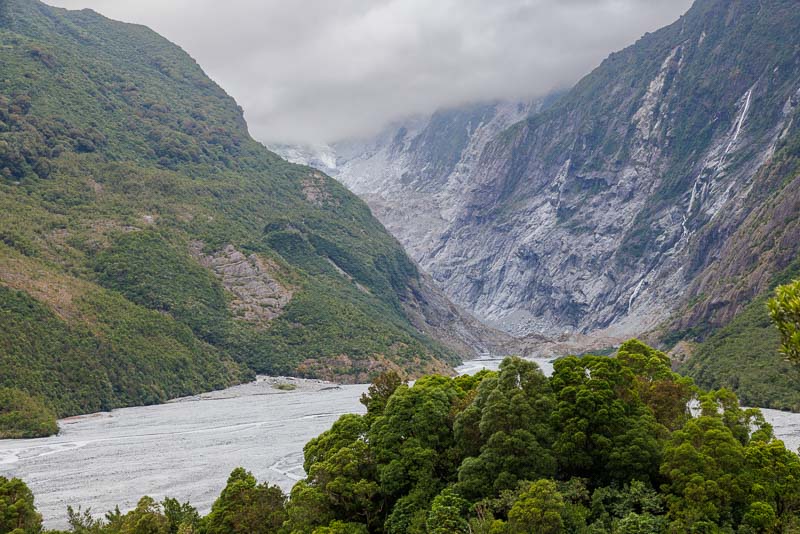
{"left": 0, "top": 0, "right": 456, "bottom": 436}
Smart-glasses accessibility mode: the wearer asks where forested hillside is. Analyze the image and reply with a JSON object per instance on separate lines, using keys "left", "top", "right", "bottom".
{"left": 0, "top": 0, "right": 463, "bottom": 434}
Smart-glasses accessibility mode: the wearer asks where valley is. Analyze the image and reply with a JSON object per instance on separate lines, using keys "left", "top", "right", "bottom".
{"left": 275, "top": 0, "right": 800, "bottom": 410}
{"left": 2, "top": 0, "right": 800, "bottom": 531}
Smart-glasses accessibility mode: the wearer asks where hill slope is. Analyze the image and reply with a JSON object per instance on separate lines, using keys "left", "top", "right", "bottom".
{"left": 0, "top": 0, "right": 481, "bottom": 423}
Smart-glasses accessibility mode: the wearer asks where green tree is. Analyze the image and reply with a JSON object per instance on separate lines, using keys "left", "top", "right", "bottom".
{"left": 455, "top": 358, "right": 556, "bottom": 499}
{"left": 118, "top": 497, "right": 170, "bottom": 534}
{"left": 369, "top": 376, "right": 469, "bottom": 516}
{"left": 426, "top": 488, "right": 470, "bottom": 534}
{"left": 660, "top": 414, "right": 747, "bottom": 530}
{"left": 289, "top": 414, "right": 381, "bottom": 532}
{"left": 65, "top": 506, "right": 106, "bottom": 534}
{"left": 741, "top": 501, "right": 778, "bottom": 533}
{"left": 0, "top": 388, "right": 58, "bottom": 439}
{"left": 202, "top": 468, "right": 286, "bottom": 534}
{"left": 0, "top": 477, "right": 41, "bottom": 534}
{"left": 360, "top": 371, "right": 403, "bottom": 419}
{"left": 550, "top": 355, "right": 664, "bottom": 485}
{"left": 741, "top": 439, "right": 800, "bottom": 530}
{"left": 507, "top": 480, "right": 565, "bottom": 534}
{"left": 311, "top": 521, "right": 368, "bottom": 534}
{"left": 616, "top": 339, "right": 695, "bottom": 431}
{"left": 589, "top": 481, "right": 666, "bottom": 533}
{"left": 769, "top": 278, "right": 800, "bottom": 364}
{"left": 286, "top": 482, "right": 335, "bottom": 534}
{"left": 161, "top": 498, "right": 198, "bottom": 534}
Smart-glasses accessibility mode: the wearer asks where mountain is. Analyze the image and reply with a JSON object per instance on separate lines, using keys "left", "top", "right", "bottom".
{"left": 281, "top": 0, "right": 800, "bottom": 404}
{"left": 444, "top": 0, "right": 800, "bottom": 340}
{"left": 272, "top": 99, "right": 550, "bottom": 267}
{"left": 0, "top": 0, "right": 499, "bottom": 425}
{"left": 289, "top": 0, "right": 799, "bottom": 340}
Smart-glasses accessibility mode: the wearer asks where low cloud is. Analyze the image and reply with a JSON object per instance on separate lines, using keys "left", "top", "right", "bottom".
{"left": 46, "top": 0, "right": 693, "bottom": 144}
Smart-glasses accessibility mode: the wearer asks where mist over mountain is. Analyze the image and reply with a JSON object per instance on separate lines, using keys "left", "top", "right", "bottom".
{"left": 43, "top": 0, "right": 694, "bottom": 144}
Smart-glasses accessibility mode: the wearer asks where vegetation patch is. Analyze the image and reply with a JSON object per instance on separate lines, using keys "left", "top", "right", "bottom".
{"left": 0, "top": 387, "right": 57, "bottom": 438}
{"left": 0, "top": 0, "right": 456, "bottom": 433}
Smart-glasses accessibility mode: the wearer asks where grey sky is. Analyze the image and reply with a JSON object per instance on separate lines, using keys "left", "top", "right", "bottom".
{"left": 45, "top": 0, "right": 693, "bottom": 144}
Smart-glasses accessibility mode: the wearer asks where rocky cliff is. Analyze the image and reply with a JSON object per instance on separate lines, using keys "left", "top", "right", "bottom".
{"left": 281, "top": 0, "right": 800, "bottom": 348}
{"left": 273, "top": 99, "right": 546, "bottom": 265}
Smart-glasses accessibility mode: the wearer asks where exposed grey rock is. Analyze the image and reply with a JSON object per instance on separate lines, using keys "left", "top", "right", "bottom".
{"left": 276, "top": 0, "right": 800, "bottom": 347}
{"left": 191, "top": 243, "right": 292, "bottom": 326}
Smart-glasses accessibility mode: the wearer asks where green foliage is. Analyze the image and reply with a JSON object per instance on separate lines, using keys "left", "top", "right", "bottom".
{"left": 506, "top": 479, "right": 565, "bottom": 534}
{"left": 161, "top": 499, "right": 199, "bottom": 534}
{"left": 616, "top": 340, "right": 695, "bottom": 431}
{"left": 0, "top": 476, "right": 41, "bottom": 534}
{"left": 426, "top": 488, "right": 470, "bottom": 534}
{"left": 59, "top": 497, "right": 199, "bottom": 534}
{"left": 311, "top": 521, "right": 368, "bottom": 534}
{"left": 359, "top": 371, "right": 403, "bottom": 420}
{"left": 589, "top": 481, "right": 666, "bottom": 533}
{"left": 769, "top": 278, "right": 800, "bottom": 365}
{"left": 277, "top": 341, "right": 800, "bottom": 532}
{"left": 454, "top": 357, "right": 556, "bottom": 500}
{"left": 202, "top": 468, "right": 286, "bottom": 534}
{"left": 0, "top": 283, "right": 250, "bottom": 423}
{"left": 116, "top": 497, "right": 170, "bottom": 534}
{"left": 92, "top": 231, "right": 229, "bottom": 344}
{"left": 550, "top": 354, "right": 665, "bottom": 486}
{"left": 17, "top": 340, "right": 800, "bottom": 533}
{"left": 0, "top": 387, "right": 57, "bottom": 438}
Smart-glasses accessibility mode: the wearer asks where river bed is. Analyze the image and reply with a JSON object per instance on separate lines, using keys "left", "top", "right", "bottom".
{"left": 0, "top": 377, "right": 368, "bottom": 529}
{"left": 1, "top": 358, "right": 799, "bottom": 529}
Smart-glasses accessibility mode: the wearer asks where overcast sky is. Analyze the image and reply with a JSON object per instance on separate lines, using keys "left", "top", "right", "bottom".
{"left": 45, "top": 0, "right": 693, "bottom": 145}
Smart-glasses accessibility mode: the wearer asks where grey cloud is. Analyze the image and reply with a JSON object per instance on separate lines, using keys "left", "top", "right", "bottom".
{"left": 45, "top": 0, "right": 693, "bottom": 144}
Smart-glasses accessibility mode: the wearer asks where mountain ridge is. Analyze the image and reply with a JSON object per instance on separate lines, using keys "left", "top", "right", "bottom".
{"left": 284, "top": 0, "right": 800, "bottom": 340}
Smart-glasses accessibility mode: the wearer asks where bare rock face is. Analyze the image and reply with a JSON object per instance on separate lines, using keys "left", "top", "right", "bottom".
{"left": 275, "top": 0, "right": 800, "bottom": 346}
{"left": 273, "top": 100, "right": 544, "bottom": 265}
{"left": 191, "top": 243, "right": 292, "bottom": 326}
{"left": 302, "top": 170, "right": 336, "bottom": 207}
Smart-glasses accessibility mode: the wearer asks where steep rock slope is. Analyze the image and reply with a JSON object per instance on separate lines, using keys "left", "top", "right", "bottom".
{"left": 274, "top": 99, "right": 546, "bottom": 267}
{"left": 0, "top": 0, "right": 478, "bottom": 420}
{"left": 297, "top": 0, "right": 800, "bottom": 343}
{"left": 434, "top": 0, "right": 800, "bottom": 337}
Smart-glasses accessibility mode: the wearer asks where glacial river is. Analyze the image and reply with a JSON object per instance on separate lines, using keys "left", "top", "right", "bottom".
{"left": 1, "top": 356, "right": 799, "bottom": 529}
